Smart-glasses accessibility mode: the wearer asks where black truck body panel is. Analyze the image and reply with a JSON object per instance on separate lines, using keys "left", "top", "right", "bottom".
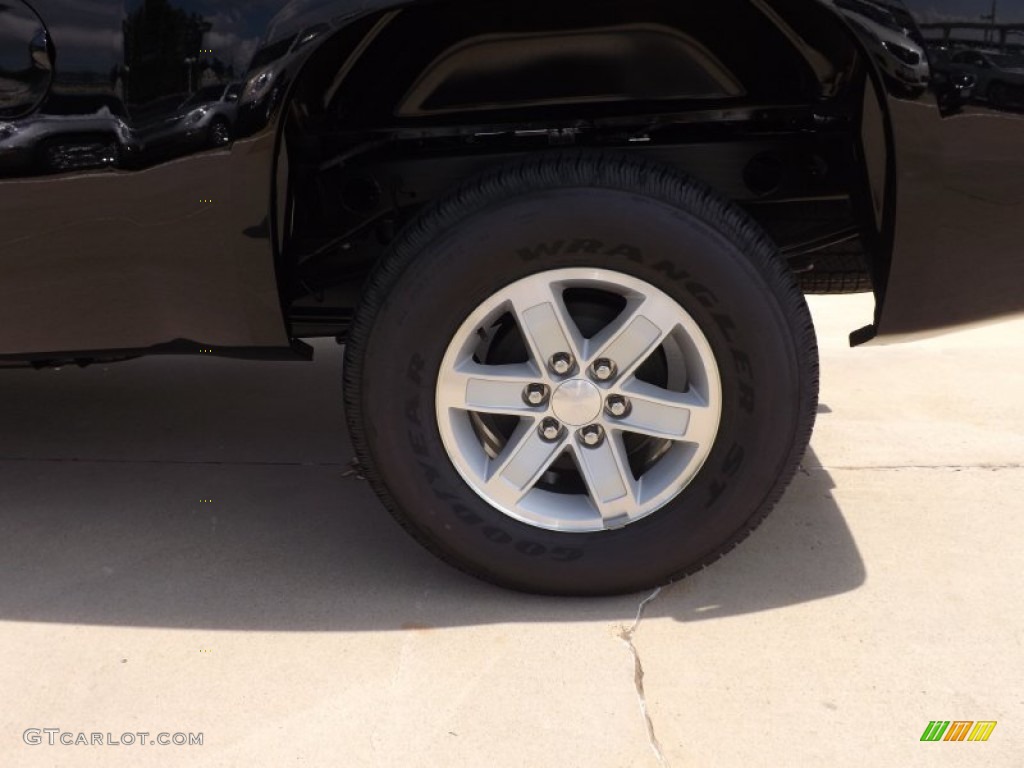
{"left": 0, "top": 0, "right": 1022, "bottom": 360}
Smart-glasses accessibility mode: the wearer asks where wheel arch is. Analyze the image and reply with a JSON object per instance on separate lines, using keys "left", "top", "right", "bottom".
{"left": 282, "top": 0, "right": 870, "bottom": 124}
{"left": 267, "top": 0, "right": 894, "bottom": 329}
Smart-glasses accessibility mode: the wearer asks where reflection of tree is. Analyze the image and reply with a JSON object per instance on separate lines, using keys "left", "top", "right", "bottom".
{"left": 123, "top": 0, "right": 223, "bottom": 104}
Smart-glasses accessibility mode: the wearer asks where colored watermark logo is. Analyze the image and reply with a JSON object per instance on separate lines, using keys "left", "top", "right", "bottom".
{"left": 920, "top": 721, "right": 997, "bottom": 742}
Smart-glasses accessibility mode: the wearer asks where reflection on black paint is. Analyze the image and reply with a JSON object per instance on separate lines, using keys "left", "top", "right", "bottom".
{"left": 930, "top": 47, "right": 1024, "bottom": 113}
{"left": 830, "top": 0, "right": 1024, "bottom": 115}
{"left": 870, "top": 0, "right": 1024, "bottom": 336}
{"left": 1, "top": 0, "right": 263, "bottom": 176}
{"left": 124, "top": 0, "right": 230, "bottom": 106}
{"left": 0, "top": 110, "right": 132, "bottom": 174}
{"left": 121, "top": 0, "right": 244, "bottom": 166}
{"left": 0, "top": 1, "right": 54, "bottom": 118}
{"left": 133, "top": 82, "right": 241, "bottom": 163}
{"left": 829, "top": 0, "right": 931, "bottom": 100}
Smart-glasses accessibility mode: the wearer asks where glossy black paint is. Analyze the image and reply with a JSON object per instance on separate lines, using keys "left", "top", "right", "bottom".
{"left": 873, "top": 0, "right": 1024, "bottom": 338}
{"left": 0, "top": 1, "right": 53, "bottom": 118}
{"left": 0, "top": 0, "right": 1021, "bottom": 361}
{"left": 1, "top": 0, "right": 288, "bottom": 356}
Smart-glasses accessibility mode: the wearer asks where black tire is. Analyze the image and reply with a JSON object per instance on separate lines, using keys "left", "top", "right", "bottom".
{"left": 343, "top": 153, "right": 818, "bottom": 595}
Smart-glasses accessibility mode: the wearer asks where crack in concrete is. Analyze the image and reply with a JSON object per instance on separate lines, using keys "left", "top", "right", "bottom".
{"left": 620, "top": 587, "right": 668, "bottom": 767}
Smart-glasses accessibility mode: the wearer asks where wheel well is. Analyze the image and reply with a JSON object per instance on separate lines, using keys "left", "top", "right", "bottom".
{"left": 274, "top": 0, "right": 882, "bottom": 337}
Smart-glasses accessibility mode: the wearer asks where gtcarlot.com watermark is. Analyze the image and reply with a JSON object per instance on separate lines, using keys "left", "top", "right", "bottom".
{"left": 24, "top": 729, "right": 203, "bottom": 747}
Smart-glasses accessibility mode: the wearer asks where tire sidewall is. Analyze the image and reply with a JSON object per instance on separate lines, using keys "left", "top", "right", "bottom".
{"left": 357, "top": 187, "right": 808, "bottom": 594}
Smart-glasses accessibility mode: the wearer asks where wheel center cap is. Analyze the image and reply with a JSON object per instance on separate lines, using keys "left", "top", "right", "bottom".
{"left": 551, "top": 379, "right": 602, "bottom": 427}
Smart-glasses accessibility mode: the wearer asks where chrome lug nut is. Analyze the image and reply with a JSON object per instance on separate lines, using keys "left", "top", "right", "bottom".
{"left": 549, "top": 352, "right": 575, "bottom": 376}
{"left": 591, "top": 358, "right": 617, "bottom": 382}
{"left": 523, "top": 383, "right": 550, "bottom": 407}
{"left": 578, "top": 424, "right": 605, "bottom": 448}
{"left": 606, "top": 395, "right": 630, "bottom": 418}
{"left": 539, "top": 418, "right": 564, "bottom": 442}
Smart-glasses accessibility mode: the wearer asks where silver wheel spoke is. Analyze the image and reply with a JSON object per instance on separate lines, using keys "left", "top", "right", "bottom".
{"left": 618, "top": 380, "right": 718, "bottom": 444}
{"left": 486, "top": 421, "right": 564, "bottom": 504}
{"left": 587, "top": 299, "right": 678, "bottom": 377}
{"left": 440, "top": 362, "right": 539, "bottom": 416}
{"left": 436, "top": 268, "right": 722, "bottom": 533}
{"left": 573, "top": 435, "right": 638, "bottom": 528}
{"left": 510, "top": 285, "right": 584, "bottom": 370}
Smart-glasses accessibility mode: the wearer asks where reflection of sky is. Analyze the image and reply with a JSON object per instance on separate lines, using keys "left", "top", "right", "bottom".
{"left": 30, "top": 0, "right": 285, "bottom": 72}
{"left": 171, "top": 1, "right": 281, "bottom": 32}
{"left": 24, "top": 0, "right": 1024, "bottom": 75}
{"left": 179, "top": 1, "right": 280, "bottom": 75}
{"left": 910, "top": 1, "right": 1024, "bottom": 46}
{"left": 1, "top": 6, "right": 42, "bottom": 71}
{"left": 913, "top": 1, "right": 1024, "bottom": 23}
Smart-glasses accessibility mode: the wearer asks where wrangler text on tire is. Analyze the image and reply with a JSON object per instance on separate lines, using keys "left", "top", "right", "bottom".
{"left": 343, "top": 154, "right": 819, "bottom": 595}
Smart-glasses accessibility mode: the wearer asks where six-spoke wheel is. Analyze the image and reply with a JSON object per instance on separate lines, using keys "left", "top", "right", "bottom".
{"left": 344, "top": 153, "right": 818, "bottom": 594}
{"left": 436, "top": 269, "right": 722, "bottom": 533}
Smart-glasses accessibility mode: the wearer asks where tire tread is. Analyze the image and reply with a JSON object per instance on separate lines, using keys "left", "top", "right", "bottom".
{"left": 344, "top": 151, "right": 819, "bottom": 594}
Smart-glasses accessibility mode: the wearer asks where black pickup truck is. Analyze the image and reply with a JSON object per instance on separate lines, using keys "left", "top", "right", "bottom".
{"left": 1, "top": 0, "right": 1021, "bottom": 594}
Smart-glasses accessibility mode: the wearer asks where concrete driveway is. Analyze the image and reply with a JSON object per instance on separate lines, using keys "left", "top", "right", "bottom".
{"left": 1, "top": 294, "right": 1021, "bottom": 767}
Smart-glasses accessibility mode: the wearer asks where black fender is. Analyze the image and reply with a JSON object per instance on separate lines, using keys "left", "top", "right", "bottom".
{"left": 4, "top": 0, "right": 1018, "bottom": 360}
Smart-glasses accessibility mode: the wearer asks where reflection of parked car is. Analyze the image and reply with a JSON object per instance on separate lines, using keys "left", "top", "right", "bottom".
{"left": 830, "top": 0, "right": 930, "bottom": 97}
{"left": 928, "top": 67, "right": 977, "bottom": 116}
{"left": 0, "top": 108, "right": 137, "bottom": 174}
{"left": 138, "top": 83, "right": 241, "bottom": 153}
{"left": 944, "top": 50, "right": 1024, "bottom": 110}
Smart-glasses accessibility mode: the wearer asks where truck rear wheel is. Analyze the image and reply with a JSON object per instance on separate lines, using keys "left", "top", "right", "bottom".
{"left": 343, "top": 153, "right": 818, "bottom": 595}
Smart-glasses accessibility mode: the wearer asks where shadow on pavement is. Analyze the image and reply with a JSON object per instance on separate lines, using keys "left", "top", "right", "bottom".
{"left": 0, "top": 343, "right": 865, "bottom": 630}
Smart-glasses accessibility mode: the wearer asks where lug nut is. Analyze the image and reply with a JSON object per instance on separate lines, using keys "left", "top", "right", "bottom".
{"left": 606, "top": 395, "right": 630, "bottom": 418}
{"left": 578, "top": 424, "right": 605, "bottom": 448}
{"left": 539, "top": 418, "right": 563, "bottom": 442}
{"left": 592, "top": 358, "right": 616, "bottom": 382}
{"left": 524, "top": 383, "right": 550, "bottom": 407}
{"left": 550, "top": 352, "right": 575, "bottom": 376}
